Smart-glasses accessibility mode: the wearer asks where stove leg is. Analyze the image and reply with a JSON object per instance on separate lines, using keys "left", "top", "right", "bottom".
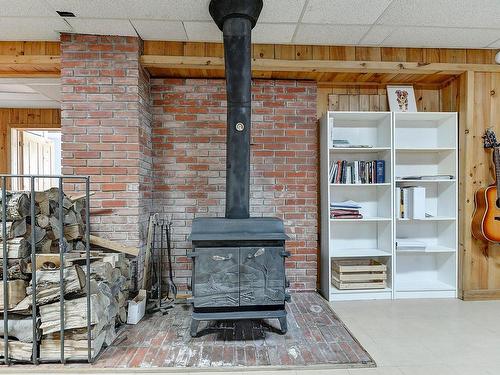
{"left": 278, "top": 316, "right": 287, "bottom": 334}
{"left": 190, "top": 319, "right": 200, "bottom": 337}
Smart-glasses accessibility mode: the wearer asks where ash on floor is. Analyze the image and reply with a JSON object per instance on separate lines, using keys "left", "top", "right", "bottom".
{"left": 96, "top": 292, "right": 375, "bottom": 369}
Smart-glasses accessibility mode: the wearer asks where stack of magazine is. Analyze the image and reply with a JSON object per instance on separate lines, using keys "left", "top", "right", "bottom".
{"left": 329, "top": 160, "right": 385, "bottom": 184}
{"left": 330, "top": 200, "right": 362, "bottom": 219}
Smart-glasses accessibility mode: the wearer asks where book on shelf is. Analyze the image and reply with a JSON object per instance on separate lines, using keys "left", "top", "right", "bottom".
{"left": 329, "top": 159, "right": 385, "bottom": 184}
{"left": 330, "top": 138, "right": 373, "bottom": 149}
{"left": 331, "top": 200, "right": 362, "bottom": 209}
{"left": 397, "top": 186, "right": 426, "bottom": 219}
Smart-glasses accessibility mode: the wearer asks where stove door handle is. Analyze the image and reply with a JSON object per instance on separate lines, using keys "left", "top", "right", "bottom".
{"left": 247, "top": 248, "right": 265, "bottom": 259}
{"left": 212, "top": 254, "right": 233, "bottom": 261}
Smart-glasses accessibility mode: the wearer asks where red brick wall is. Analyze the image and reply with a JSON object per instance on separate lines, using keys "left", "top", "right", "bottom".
{"left": 60, "top": 34, "right": 153, "bottom": 286}
{"left": 151, "top": 78, "right": 318, "bottom": 291}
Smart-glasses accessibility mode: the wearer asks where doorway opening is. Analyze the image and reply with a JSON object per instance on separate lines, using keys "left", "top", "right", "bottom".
{"left": 10, "top": 128, "right": 62, "bottom": 190}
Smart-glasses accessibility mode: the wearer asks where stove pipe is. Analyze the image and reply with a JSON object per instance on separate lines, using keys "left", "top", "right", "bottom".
{"left": 209, "top": 0, "right": 263, "bottom": 219}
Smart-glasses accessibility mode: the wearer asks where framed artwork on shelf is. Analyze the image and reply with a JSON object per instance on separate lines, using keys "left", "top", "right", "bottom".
{"left": 387, "top": 85, "right": 417, "bottom": 112}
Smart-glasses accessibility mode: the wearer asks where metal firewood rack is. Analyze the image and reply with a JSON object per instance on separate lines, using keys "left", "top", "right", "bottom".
{"left": 1, "top": 175, "right": 91, "bottom": 365}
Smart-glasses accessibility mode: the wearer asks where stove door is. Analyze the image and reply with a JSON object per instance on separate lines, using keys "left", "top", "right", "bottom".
{"left": 240, "top": 247, "right": 285, "bottom": 306}
{"left": 193, "top": 247, "right": 240, "bottom": 308}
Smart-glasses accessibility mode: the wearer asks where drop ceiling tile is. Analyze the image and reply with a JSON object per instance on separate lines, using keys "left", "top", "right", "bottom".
{"left": 0, "top": 0, "right": 55, "bottom": 17}
{"left": 65, "top": 18, "right": 136, "bottom": 36}
{"left": 184, "top": 21, "right": 221, "bottom": 42}
{"left": 379, "top": 0, "right": 500, "bottom": 28}
{"left": 302, "top": 0, "right": 392, "bottom": 25}
{"left": 0, "top": 17, "right": 70, "bottom": 40}
{"left": 381, "top": 27, "right": 500, "bottom": 48}
{"left": 360, "top": 26, "right": 395, "bottom": 45}
{"left": 294, "top": 24, "right": 370, "bottom": 45}
{"left": 253, "top": 23, "right": 296, "bottom": 44}
{"left": 46, "top": 0, "right": 211, "bottom": 20}
{"left": 131, "top": 19, "right": 187, "bottom": 41}
{"left": 260, "top": 0, "right": 306, "bottom": 23}
{"left": 489, "top": 39, "right": 500, "bottom": 48}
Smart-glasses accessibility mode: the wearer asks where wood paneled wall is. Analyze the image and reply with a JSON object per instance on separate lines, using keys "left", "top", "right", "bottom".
{"left": 460, "top": 72, "right": 500, "bottom": 300}
{"left": 0, "top": 41, "right": 60, "bottom": 55}
{"left": 143, "top": 41, "right": 498, "bottom": 65}
{"left": 0, "top": 108, "right": 61, "bottom": 174}
{"left": 317, "top": 86, "right": 445, "bottom": 117}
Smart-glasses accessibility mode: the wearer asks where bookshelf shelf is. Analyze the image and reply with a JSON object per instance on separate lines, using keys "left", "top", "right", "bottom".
{"left": 330, "top": 183, "right": 391, "bottom": 187}
{"left": 330, "top": 217, "right": 392, "bottom": 222}
{"left": 395, "top": 147, "right": 456, "bottom": 152}
{"left": 397, "top": 217, "right": 456, "bottom": 222}
{"left": 331, "top": 286, "right": 393, "bottom": 294}
{"left": 333, "top": 248, "right": 392, "bottom": 258}
{"left": 320, "top": 111, "right": 457, "bottom": 302}
{"left": 330, "top": 147, "right": 391, "bottom": 153}
{"left": 396, "top": 179, "right": 456, "bottom": 183}
{"left": 396, "top": 248, "right": 455, "bottom": 254}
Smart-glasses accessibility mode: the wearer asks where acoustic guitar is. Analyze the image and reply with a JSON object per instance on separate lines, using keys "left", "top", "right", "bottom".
{"left": 471, "top": 128, "right": 500, "bottom": 243}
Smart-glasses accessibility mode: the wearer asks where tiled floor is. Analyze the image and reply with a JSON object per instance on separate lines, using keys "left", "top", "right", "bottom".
{"left": 95, "top": 292, "right": 373, "bottom": 369}
{"left": 331, "top": 298, "right": 500, "bottom": 375}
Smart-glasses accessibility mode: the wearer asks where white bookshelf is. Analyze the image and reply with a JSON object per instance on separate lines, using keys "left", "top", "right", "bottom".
{"left": 320, "top": 111, "right": 458, "bottom": 301}
{"left": 394, "top": 112, "right": 458, "bottom": 299}
{"left": 320, "top": 112, "right": 394, "bottom": 301}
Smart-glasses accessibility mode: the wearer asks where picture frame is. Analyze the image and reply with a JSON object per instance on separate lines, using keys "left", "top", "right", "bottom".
{"left": 387, "top": 85, "right": 417, "bottom": 112}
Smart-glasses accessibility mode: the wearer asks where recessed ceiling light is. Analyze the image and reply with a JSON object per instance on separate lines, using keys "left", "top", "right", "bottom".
{"left": 56, "top": 11, "right": 76, "bottom": 17}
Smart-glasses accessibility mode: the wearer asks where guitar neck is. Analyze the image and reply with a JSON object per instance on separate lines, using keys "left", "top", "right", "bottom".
{"left": 495, "top": 148, "right": 500, "bottom": 194}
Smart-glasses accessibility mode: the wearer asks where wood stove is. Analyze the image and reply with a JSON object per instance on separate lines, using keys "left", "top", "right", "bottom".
{"left": 189, "top": 218, "right": 290, "bottom": 336}
{"left": 187, "top": 0, "right": 290, "bottom": 337}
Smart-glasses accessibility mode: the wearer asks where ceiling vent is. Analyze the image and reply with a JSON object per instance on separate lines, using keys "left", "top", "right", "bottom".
{"left": 56, "top": 11, "right": 76, "bottom": 17}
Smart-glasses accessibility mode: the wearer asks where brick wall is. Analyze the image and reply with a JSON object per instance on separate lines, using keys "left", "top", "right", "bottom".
{"left": 151, "top": 78, "right": 318, "bottom": 291}
{"left": 60, "top": 34, "right": 153, "bottom": 286}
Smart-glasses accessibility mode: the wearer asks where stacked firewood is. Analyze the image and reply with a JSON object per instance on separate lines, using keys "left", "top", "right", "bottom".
{"left": 0, "top": 188, "right": 132, "bottom": 362}
{"left": 36, "top": 252, "right": 131, "bottom": 361}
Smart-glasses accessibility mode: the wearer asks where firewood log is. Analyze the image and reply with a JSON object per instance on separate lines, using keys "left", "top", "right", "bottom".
{"left": 26, "top": 265, "right": 85, "bottom": 306}
{"left": 0, "top": 219, "right": 27, "bottom": 240}
{"left": 0, "top": 340, "right": 33, "bottom": 361}
{"left": 84, "top": 261, "right": 113, "bottom": 283}
{"left": 0, "top": 258, "right": 30, "bottom": 280}
{"left": 0, "top": 317, "right": 39, "bottom": 343}
{"left": 0, "top": 238, "right": 30, "bottom": 259}
{"left": 0, "top": 192, "right": 30, "bottom": 221}
{"left": 39, "top": 292, "right": 109, "bottom": 335}
{"left": 25, "top": 225, "right": 46, "bottom": 245}
{"left": 39, "top": 329, "right": 105, "bottom": 361}
{"left": 36, "top": 214, "right": 50, "bottom": 229}
{"left": 64, "top": 224, "right": 83, "bottom": 241}
{"left": 0, "top": 280, "right": 27, "bottom": 310}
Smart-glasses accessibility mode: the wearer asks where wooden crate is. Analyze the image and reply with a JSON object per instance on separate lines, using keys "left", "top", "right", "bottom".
{"left": 331, "top": 259, "right": 387, "bottom": 290}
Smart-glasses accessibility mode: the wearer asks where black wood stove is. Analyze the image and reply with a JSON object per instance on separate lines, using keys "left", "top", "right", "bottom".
{"left": 188, "top": 0, "right": 290, "bottom": 337}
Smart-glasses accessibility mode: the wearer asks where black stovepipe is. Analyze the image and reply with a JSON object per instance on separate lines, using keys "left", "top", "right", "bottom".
{"left": 209, "top": 0, "right": 263, "bottom": 219}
